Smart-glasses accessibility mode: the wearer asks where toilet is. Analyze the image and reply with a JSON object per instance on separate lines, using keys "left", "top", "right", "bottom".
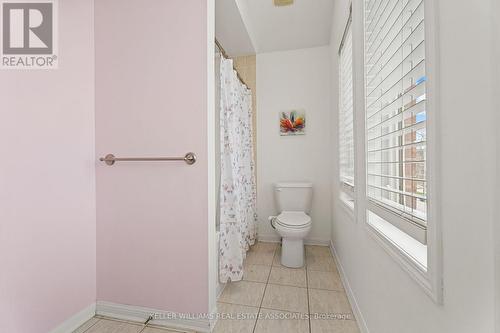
{"left": 270, "top": 182, "right": 313, "bottom": 268}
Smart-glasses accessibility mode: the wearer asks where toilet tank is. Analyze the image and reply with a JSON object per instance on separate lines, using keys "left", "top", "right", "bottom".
{"left": 274, "top": 182, "right": 313, "bottom": 213}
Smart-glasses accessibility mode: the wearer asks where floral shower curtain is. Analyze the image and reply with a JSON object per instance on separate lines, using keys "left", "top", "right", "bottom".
{"left": 218, "top": 57, "right": 257, "bottom": 283}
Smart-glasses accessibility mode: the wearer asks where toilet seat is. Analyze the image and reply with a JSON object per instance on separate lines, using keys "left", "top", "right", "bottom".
{"left": 275, "top": 211, "right": 311, "bottom": 228}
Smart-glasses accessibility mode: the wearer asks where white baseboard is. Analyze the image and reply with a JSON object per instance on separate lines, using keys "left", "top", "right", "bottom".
{"left": 49, "top": 303, "right": 96, "bottom": 333}
{"left": 96, "top": 301, "right": 213, "bottom": 333}
{"left": 304, "top": 238, "right": 331, "bottom": 246}
{"left": 330, "top": 241, "right": 370, "bottom": 333}
{"left": 258, "top": 233, "right": 331, "bottom": 246}
{"left": 256, "top": 233, "right": 281, "bottom": 243}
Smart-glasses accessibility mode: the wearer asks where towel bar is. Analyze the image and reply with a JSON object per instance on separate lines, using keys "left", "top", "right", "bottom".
{"left": 99, "top": 152, "right": 197, "bottom": 166}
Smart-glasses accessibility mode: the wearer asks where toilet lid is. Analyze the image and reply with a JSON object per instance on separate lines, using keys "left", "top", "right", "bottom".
{"left": 276, "top": 211, "right": 311, "bottom": 227}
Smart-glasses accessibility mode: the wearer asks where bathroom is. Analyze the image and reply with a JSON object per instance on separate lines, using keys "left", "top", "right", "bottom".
{"left": 1, "top": 0, "right": 499, "bottom": 333}
{"left": 214, "top": 2, "right": 336, "bottom": 328}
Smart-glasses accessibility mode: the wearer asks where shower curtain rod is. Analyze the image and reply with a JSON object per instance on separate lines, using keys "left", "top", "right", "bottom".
{"left": 215, "top": 38, "right": 249, "bottom": 88}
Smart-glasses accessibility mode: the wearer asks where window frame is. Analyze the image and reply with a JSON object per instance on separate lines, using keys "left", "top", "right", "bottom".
{"left": 338, "top": 5, "right": 356, "bottom": 213}
{"left": 359, "top": 0, "right": 443, "bottom": 303}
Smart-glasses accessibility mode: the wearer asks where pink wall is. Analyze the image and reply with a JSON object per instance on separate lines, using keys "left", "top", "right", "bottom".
{"left": 0, "top": 1, "right": 96, "bottom": 332}
{"left": 95, "top": 0, "right": 209, "bottom": 313}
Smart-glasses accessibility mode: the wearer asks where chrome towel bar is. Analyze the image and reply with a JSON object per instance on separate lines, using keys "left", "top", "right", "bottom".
{"left": 99, "top": 152, "right": 197, "bottom": 166}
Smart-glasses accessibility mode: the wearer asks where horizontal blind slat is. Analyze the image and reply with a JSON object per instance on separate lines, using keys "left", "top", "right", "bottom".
{"left": 366, "top": 0, "right": 424, "bottom": 64}
{"left": 366, "top": 0, "right": 403, "bottom": 51}
{"left": 339, "top": 20, "right": 354, "bottom": 193}
{"left": 368, "top": 173, "right": 426, "bottom": 182}
{"left": 364, "top": 0, "right": 427, "bottom": 224}
{"left": 366, "top": 41, "right": 425, "bottom": 96}
{"left": 366, "top": 58, "right": 425, "bottom": 109}
{"left": 366, "top": 17, "right": 425, "bottom": 80}
{"left": 367, "top": 184, "right": 426, "bottom": 200}
{"left": 367, "top": 140, "right": 426, "bottom": 154}
{"left": 366, "top": 79, "right": 426, "bottom": 122}
{"left": 367, "top": 117, "right": 426, "bottom": 142}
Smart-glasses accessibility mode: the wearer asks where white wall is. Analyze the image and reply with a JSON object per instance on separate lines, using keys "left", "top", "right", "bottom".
{"left": 256, "top": 46, "right": 332, "bottom": 244}
{"left": 330, "top": 0, "right": 497, "bottom": 332}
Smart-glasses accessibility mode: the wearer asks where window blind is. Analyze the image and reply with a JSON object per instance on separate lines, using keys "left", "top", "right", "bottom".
{"left": 364, "top": 0, "right": 427, "bottom": 241}
{"left": 339, "top": 14, "right": 354, "bottom": 194}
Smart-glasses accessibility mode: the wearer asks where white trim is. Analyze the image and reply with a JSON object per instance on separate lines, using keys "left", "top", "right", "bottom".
{"left": 208, "top": 304, "right": 218, "bottom": 332}
{"left": 330, "top": 241, "right": 369, "bottom": 333}
{"left": 96, "top": 301, "right": 214, "bottom": 333}
{"left": 304, "top": 238, "right": 332, "bottom": 246}
{"left": 352, "top": 0, "right": 366, "bottom": 229}
{"left": 257, "top": 234, "right": 331, "bottom": 246}
{"left": 365, "top": 221, "right": 438, "bottom": 300}
{"left": 421, "top": 0, "right": 444, "bottom": 305}
{"left": 256, "top": 233, "right": 281, "bottom": 243}
{"left": 366, "top": 200, "right": 426, "bottom": 245}
{"left": 492, "top": 1, "right": 500, "bottom": 331}
{"left": 367, "top": 211, "right": 427, "bottom": 269}
{"left": 206, "top": 0, "right": 217, "bottom": 321}
{"left": 338, "top": 195, "right": 355, "bottom": 221}
{"left": 491, "top": 0, "right": 500, "bottom": 329}
{"left": 49, "top": 303, "right": 96, "bottom": 333}
{"left": 359, "top": 0, "right": 443, "bottom": 304}
{"left": 216, "top": 280, "right": 226, "bottom": 300}
{"left": 215, "top": 231, "right": 226, "bottom": 303}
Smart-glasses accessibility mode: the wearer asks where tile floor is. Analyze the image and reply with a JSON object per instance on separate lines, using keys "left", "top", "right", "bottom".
{"left": 74, "top": 242, "right": 359, "bottom": 333}
{"left": 215, "top": 242, "right": 360, "bottom": 333}
{"left": 73, "top": 317, "right": 184, "bottom": 333}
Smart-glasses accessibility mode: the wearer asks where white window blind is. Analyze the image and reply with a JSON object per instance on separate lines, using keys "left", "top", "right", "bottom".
{"left": 339, "top": 13, "right": 354, "bottom": 195}
{"left": 364, "top": 0, "right": 427, "bottom": 243}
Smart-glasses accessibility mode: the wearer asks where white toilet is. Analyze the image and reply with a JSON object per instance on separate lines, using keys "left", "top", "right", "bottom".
{"left": 270, "top": 182, "right": 313, "bottom": 268}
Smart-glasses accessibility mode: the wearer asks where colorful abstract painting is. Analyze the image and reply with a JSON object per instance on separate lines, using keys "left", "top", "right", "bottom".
{"left": 280, "top": 110, "right": 306, "bottom": 136}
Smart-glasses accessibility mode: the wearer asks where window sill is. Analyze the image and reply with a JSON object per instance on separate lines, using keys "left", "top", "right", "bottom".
{"left": 366, "top": 210, "right": 437, "bottom": 300}
{"left": 338, "top": 192, "right": 355, "bottom": 220}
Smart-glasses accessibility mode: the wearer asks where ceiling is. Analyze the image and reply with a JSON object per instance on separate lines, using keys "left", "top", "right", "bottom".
{"left": 216, "top": 0, "right": 335, "bottom": 56}
{"left": 216, "top": 0, "right": 255, "bottom": 56}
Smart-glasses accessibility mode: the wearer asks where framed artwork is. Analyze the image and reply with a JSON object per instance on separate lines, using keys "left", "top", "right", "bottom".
{"left": 280, "top": 110, "right": 305, "bottom": 136}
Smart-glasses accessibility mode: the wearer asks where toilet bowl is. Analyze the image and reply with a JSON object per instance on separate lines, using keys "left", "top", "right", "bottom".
{"left": 272, "top": 211, "right": 312, "bottom": 267}
{"left": 270, "top": 182, "right": 313, "bottom": 268}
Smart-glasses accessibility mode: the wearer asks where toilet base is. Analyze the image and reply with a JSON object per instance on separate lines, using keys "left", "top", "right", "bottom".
{"left": 280, "top": 238, "right": 305, "bottom": 268}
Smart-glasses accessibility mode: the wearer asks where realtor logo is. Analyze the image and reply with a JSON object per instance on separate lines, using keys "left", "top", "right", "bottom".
{"left": 1, "top": 0, "right": 58, "bottom": 69}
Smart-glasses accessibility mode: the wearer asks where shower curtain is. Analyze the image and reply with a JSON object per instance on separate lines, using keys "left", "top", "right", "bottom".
{"left": 218, "top": 57, "right": 257, "bottom": 283}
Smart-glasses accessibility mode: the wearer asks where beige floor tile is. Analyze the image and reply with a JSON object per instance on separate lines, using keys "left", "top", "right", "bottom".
{"left": 142, "top": 327, "right": 187, "bottom": 333}
{"left": 243, "top": 264, "right": 271, "bottom": 283}
{"left": 268, "top": 266, "right": 306, "bottom": 287}
{"left": 84, "top": 319, "right": 143, "bottom": 333}
{"left": 213, "top": 302, "right": 259, "bottom": 333}
{"left": 272, "top": 248, "right": 283, "bottom": 266}
{"left": 307, "top": 270, "right": 344, "bottom": 291}
{"left": 254, "top": 309, "right": 309, "bottom": 333}
{"left": 309, "top": 289, "right": 353, "bottom": 318}
{"left": 250, "top": 242, "right": 278, "bottom": 254}
{"left": 306, "top": 254, "right": 337, "bottom": 272}
{"left": 310, "top": 319, "right": 360, "bottom": 333}
{"left": 219, "top": 281, "right": 266, "bottom": 307}
{"left": 305, "top": 245, "right": 332, "bottom": 258}
{"left": 261, "top": 284, "right": 308, "bottom": 313}
{"left": 73, "top": 317, "right": 100, "bottom": 333}
{"left": 245, "top": 250, "right": 275, "bottom": 266}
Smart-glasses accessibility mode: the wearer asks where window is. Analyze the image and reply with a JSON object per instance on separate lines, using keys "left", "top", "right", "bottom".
{"left": 339, "top": 8, "right": 355, "bottom": 203}
{"left": 364, "top": 0, "right": 427, "bottom": 245}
